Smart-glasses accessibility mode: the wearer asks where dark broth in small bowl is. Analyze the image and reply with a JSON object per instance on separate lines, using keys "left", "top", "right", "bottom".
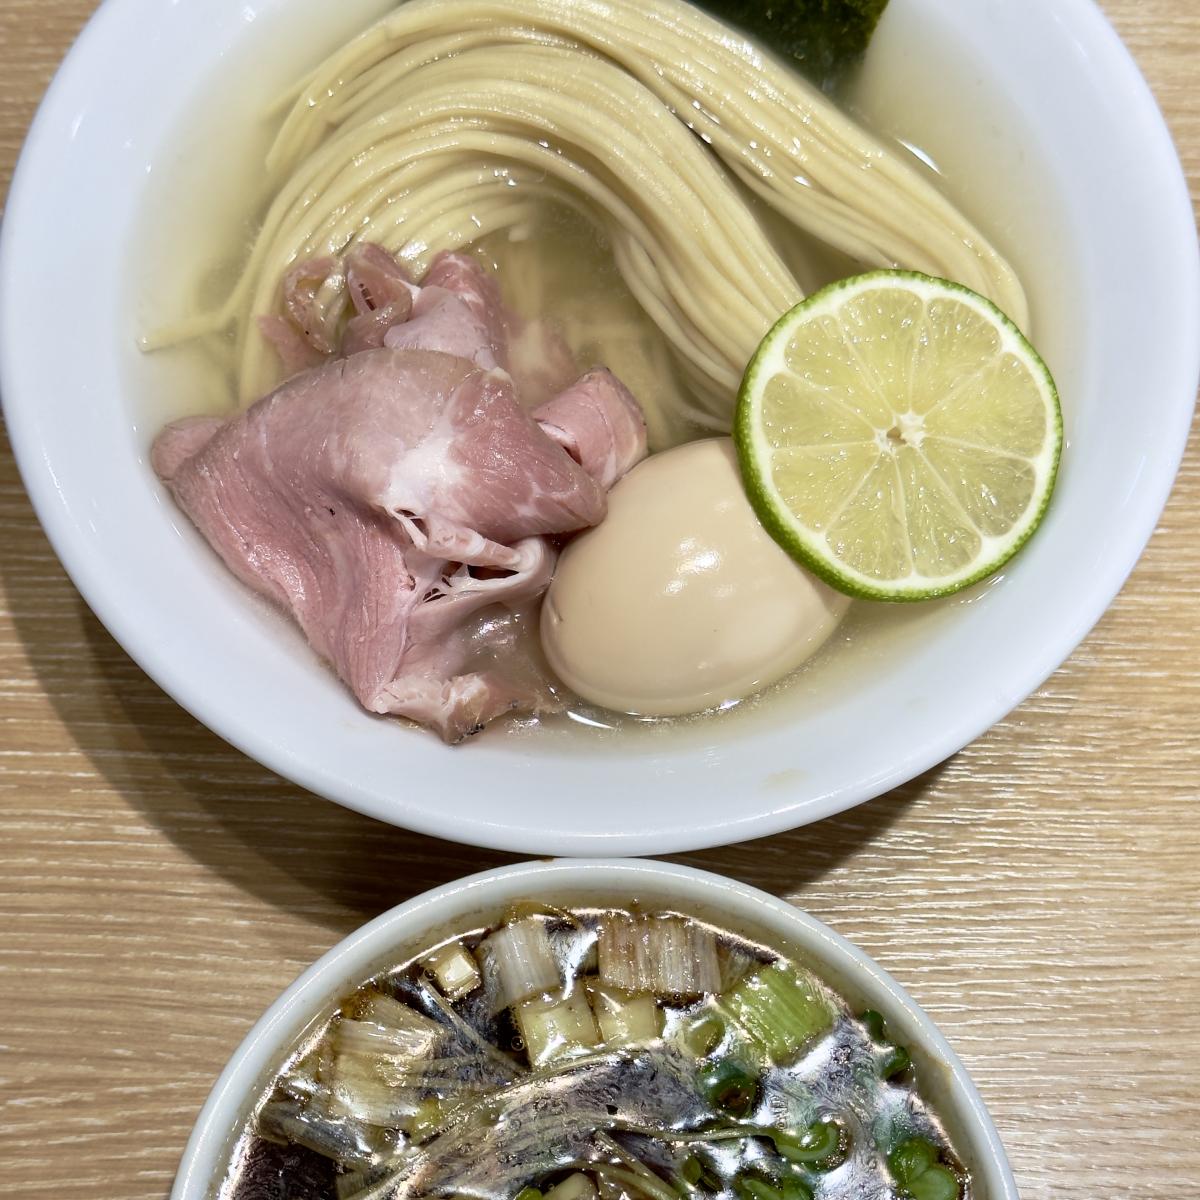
{"left": 174, "top": 864, "right": 1015, "bottom": 1200}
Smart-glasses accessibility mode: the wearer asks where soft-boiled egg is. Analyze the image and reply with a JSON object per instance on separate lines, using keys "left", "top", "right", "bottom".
{"left": 541, "top": 437, "right": 850, "bottom": 716}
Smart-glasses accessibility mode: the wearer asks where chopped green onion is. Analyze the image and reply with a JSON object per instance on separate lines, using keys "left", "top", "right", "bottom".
{"left": 598, "top": 914, "right": 652, "bottom": 993}
{"left": 326, "top": 999, "right": 448, "bottom": 1126}
{"left": 682, "top": 1013, "right": 726, "bottom": 1057}
{"left": 858, "top": 1009, "right": 886, "bottom": 1042}
{"left": 516, "top": 991, "right": 601, "bottom": 1066}
{"left": 718, "top": 945, "right": 756, "bottom": 992}
{"left": 515, "top": 1188, "right": 543, "bottom": 1200}
{"left": 354, "top": 991, "right": 443, "bottom": 1049}
{"left": 887, "top": 1137, "right": 960, "bottom": 1200}
{"left": 544, "top": 1174, "right": 599, "bottom": 1200}
{"left": 881, "top": 1045, "right": 911, "bottom": 1079}
{"left": 598, "top": 914, "right": 721, "bottom": 997}
{"left": 648, "top": 917, "right": 721, "bottom": 996}
{"left": 778, "top": 1182, "right": 813, "bottom": 1200}
{"left": 771, "top": 1119, "right": 844, "bottom": 1167}
{"left": 421, "top": 940, "right": 482, "bottom": 1000}
{"left": 733, "top": 1177, "right": 812, "bottom": 1200}
{"left": 700, "top": 1059, "right": 760, "bottom": 1118}
{"left": 857, "top": 1007, "right": 910, "bottom": 1079}
{"left": 483, "top": 918, "right": 561, "bottom": 1007}
{"left": 723, "top": 963, "right": 835, "bottom": 1063}
{"left": 679, "top": 1155, "right": 723, "bottom": 1192}
{"left": 404, "top": 1094, "right": 470, "bottom": 1142}
{"left": 405, "top": 1097, "right": 443, "bottom": 1141}
{"left": 888, "top": 1139, "right": 939, "bottom": 1186}
{"left": 906, "top": 1165, "right": 960, "bottom": 1200}
{"left": 734, "top": 1178, "right": 778, "bottom": 1200}
{"left": 588, "top": 981, "right": 662, "bottom": 1046}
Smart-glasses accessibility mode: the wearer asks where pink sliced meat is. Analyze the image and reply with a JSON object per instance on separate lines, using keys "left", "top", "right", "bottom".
{"left": 422, "top": 252, "right": 509, "bottom": 364}
{"left": 153, "top": 348, "right": 645, "bottom": 742}
{"left": 381, "top": 251, "right": 513, "bottom": 373}
{"left": 257, "top": 315, "right": 330, "bottom": 377}
{"left": 374, "top": 541, "right": 556, "bottom": 742}
{"left": 383, "top": 286, "right": 501, "bottom": 370}
{"left": 342, "top": 244, "right": 417, "bottom": 356}
{"left": 507, "top": 315, "right": 580, "bottom": 410}
{"left": 533, "top": 368, "right": 648, "bottom": 490}
{"left": 346, "top": 244, "right": 417, "bottom": 317}
{"left": 150, "top": 415, "right": 223, "bottom": 482}
{"left": 259, "top": 246, "right": 582, "bottom": 409}
{"left": 282, "top": 256, "right": 342, "bottom": 355}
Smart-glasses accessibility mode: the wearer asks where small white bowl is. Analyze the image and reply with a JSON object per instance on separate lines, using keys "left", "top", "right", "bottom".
{"left": 170, "top": 859, "right": 1019, "bottom": 1200}
{"left": 1, "top": 0, "right": 1197, "bottom": 853}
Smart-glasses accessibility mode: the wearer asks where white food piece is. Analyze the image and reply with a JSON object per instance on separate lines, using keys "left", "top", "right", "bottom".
{"left": 481, "top": 918, "right": 560, "bottom": 1008}
{"left": 587, "top": 981, "right": 662, "bottom": 1045}
{"left": 541, "top": 437, "right": 849, "bottom": 715}
{"left": 597, "top": 913, "right": 719, "bottom": 997}
{"left": 544, "top": 1175, "right": 599, "bottom": 1200}
{"left": 516, "top": 992, "right": 600, "bottom": 1065}
{"left": 420, "top": 940, "right": 482, "bottom": 1000}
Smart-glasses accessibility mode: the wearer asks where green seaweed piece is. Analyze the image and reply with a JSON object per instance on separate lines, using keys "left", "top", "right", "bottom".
{"left": 690, "top": 0, "right": 890, "bottom": 90}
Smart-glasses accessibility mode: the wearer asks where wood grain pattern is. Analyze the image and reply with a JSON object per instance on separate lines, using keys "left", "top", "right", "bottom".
{"left": 0, "top": 2, "right": 1197, "bottom": 1197}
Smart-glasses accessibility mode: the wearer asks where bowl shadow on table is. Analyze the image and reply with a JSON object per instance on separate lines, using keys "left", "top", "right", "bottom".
{"left": 3, "top": 499, "right": 932, "bottom": 933}
{"left": 106, "top": 604, "right": 934, "bottom": 910}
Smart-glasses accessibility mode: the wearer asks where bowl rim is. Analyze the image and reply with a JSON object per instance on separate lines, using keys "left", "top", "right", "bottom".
{"left": 167, "top": 858, "right": 1020, "bottom": 1200}
{"left": 1, "top": 0, "right": 1197, "bottom": 855}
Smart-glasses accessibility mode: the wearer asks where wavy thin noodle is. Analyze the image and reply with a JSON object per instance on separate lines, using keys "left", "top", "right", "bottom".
{"left": 319, "top": 27, "right": 584, "bottom": 131}
{"left": 304, "top": 17, "right": 973, "bottom": 287}
{"left": 232, "top": 47, "right": 802, "bottom": 401}
{"left": 153, "top": 0, "right": 1028, "bottom": 446}
{"left": 263, "top": 0, "right": 1026, "bottom": 318}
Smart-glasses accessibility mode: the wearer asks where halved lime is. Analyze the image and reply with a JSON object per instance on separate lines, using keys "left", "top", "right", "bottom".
{"left": 734, "top": 271, "right": 1062, "bottom": 601}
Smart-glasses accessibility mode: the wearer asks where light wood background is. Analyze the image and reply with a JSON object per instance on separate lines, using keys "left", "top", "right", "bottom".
{"left": 1, "top": 2, "right": 1197, "bottom": 1197}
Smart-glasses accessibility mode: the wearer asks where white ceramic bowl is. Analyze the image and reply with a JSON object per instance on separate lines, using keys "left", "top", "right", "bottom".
{"left": 1, "top": 0, "right": 1197, "bottom": 854}
{"left": 170, "top": 859, "right": 1019, "bottom": 1200}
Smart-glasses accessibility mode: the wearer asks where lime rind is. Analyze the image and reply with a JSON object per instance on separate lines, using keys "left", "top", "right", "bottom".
{"left": 734, "top": 270, "right": 1063, "bottom": 602}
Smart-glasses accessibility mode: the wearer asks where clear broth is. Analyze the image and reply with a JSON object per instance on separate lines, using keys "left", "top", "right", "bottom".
{"left": 133, "top": 0, "right": 1077, "bottom": 748}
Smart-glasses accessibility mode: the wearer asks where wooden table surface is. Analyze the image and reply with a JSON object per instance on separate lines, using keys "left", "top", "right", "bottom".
{"left": 1, "top": 2, "right": 1197, "bottom": 1197}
